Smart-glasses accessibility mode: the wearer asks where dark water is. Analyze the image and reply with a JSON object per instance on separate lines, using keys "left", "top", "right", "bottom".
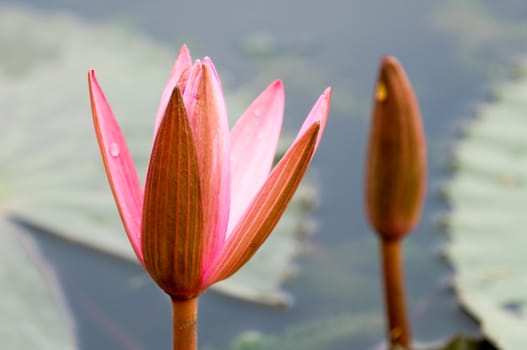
{"left": 7, "top": 1, "right": 527, "bottom": 349}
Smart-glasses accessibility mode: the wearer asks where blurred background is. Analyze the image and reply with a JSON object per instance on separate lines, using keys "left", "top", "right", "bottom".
{"left": 2, "top": 1, "right": 527, "bottom": 349}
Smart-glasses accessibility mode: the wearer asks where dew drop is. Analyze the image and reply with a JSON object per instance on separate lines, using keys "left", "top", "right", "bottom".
{"left": 256, "top": 132, "right": 264, "bottom": 141}
{"left": 376, "top": 81, "right": 387, "bottom": 102}
{"left": 109, "top": 142, "right": 120, "bottom": 157}
{"left": 253, "top": 108, "right": 262, "bottom": 117}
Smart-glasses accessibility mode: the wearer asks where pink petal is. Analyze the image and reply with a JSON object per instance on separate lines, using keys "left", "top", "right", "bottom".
{"left": 227, "top": 80, "right": 284, "bottom": 236}
{"left": 296, "top": 87, "right": 332, "bottom": 148}
{"left": 153, "top": 45, "right": 192, "bottom": 137}
{"left": 88, "top": 69, "right": 144, "bottom": 264}
{"left": 186, "top": 60, "right": 231, "bottom": 270}
{"left": 142, "top": 88, "right": 204, "bottom": 298}
{"left": 202, "top": 122, "right": 321, "bottom": 287}
{"left": 181, "top": 61, "right": 203, "bottom": 113}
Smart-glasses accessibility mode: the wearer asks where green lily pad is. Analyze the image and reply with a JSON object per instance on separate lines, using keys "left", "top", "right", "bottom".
{"left": 437, "top": 335, "right": 498, "bottom": 350}
{"left": 0, "top": 221, "right": 77, "bottom": 349}
{"left": 230, "top": 316, "right": 495, "bottom": 350}
{"left": 431, "top": 0, "right": 527, "bottom": 77}
{"left": 0, "top": 5, "right": 315, "bottom": 306}
{"left": 231, "top": 313, "right": 383, "bottom": 350}
{"left": 389, "top": 335, "right": 497, "bottom": 350}
{"left": 443, "top": 60, "right": 527, "bottom": 348}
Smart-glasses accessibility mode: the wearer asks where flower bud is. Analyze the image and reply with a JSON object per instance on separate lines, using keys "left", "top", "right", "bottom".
{"left": 365, "top": 56, "right": 426, "bottom": 240}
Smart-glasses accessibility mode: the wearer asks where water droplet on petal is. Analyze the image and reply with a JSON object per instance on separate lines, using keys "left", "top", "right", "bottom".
{"left": 253, "top": 108, "right": 261, "bottom": 117}
{"left": 257, "top": 132, "right": 264, "bottom": 141}
{"left": 109, "top": 142, "right": 120, "bottom": 157}
{"left": 376, "top": 81, "right": 387, "bottom": 102}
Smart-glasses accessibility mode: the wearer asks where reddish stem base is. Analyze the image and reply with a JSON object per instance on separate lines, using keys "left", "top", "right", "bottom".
{"left": 171, "top": 297, "right": 198, "bottom": 350}
{"left": 380, "top": 239, "right": 411, "bottom": 348}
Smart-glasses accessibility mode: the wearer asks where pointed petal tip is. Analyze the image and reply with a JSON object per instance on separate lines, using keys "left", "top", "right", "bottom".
{"left": 271, "top": 79, "right": 283, "bottom": 88}
{"left": 88, "top": 69, "right": 97, "bottom": 85}
{"left": 380, "top": 55, "right": 400, "bottom": 68}
{"left": 295, "top": 86, "right": 331, "bottom": 146}
{"left": 175, "top": 44, "right": 192, "bottom": 63}
{"left": 88, "top": 69, "right": 104, "bottom": 100}
{"left": 202, "top": 58, "right": 220, "bottom": 80}
{"left": 377, "top": 56, "right": 408, "bottom": 89}
{"left": 200, "top": 60, "right": 225, "bottom": 102}
{"left": 270, "top": 80, "right": 285, "bottom": 96}
{"left": 310, "top": 89, "right": 331, "bottom": 147}
{"left": 318, "top": 87, "right": 332, "bottom": 113}
{"left": 169, "top": 45, "right": 192, "bottom": 78}
{"left": 256, "top": 80, "right": 284, "bottom": 101}
{"left": 165, "top": 86, "right": 183, "bottom": 109}
{"left": 202, "top": 57, "right": 216, "bottom": 72}
{"left": 179, "top": 43, "right": 190, "bottom": 54}
{"left": 313, "top": 87, "right": 332, "bottom": 122}
{"left": 153, "top": 46, "right": 193, "bottom": 137}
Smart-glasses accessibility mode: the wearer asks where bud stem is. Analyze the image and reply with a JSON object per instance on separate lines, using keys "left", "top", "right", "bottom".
{"left": 380, "top": 238, "right": 411, "bottom": 348}
{"left": 171, "top": 297, "right": 198, "bottom": 350}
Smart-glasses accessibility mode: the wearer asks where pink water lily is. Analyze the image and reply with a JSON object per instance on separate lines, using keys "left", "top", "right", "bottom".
{"left": 88, "top": 45, "right": 330, "bottom": 303}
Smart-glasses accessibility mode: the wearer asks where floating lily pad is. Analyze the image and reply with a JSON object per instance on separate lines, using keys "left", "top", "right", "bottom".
{"left": 432, "top": 0, "right": 527, "bottom": 77}
{"left": 230, "top": 315, "right": 495, "bottom": 350}
{"left": 0, "top": 221, "right": 77, "bottom": 349}
{"left": 389, "top": 335, "right": 497, "bottom": 350}
{"left": 436, "top": 335, "right": 498, "bottom": 350}
{"left": 444, "top": 60, "right": 527, "bottom": 349}
{"left": 0, "top": 5, "right": 316, "bottom": 306}
{"left": 231, "top": 313, "right": 383, "bottom": 350}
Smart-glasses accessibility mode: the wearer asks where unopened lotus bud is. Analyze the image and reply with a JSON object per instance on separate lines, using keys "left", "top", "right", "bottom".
{"left": 365, "top": 56, "right": 426, "bottom": 240}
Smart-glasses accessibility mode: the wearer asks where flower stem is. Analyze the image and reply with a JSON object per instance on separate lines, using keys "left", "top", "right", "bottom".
{"left": 171, "top": 296, "right": 198, "bottom": 350}
{"left": 380, "top": 239, "right": 411, "bottom": 348}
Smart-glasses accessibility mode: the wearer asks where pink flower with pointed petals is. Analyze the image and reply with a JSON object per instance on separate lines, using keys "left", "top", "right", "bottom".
{"left": 88, "top": 45, "right": 331, "bottom": 300}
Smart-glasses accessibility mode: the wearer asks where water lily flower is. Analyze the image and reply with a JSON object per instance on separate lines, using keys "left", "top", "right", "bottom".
{"left": 88, "top": 44, "right": 330, "bottom": 349}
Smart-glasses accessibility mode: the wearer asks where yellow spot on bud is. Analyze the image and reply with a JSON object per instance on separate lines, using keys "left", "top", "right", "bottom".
{"left": 376, "top": 81, "right": 387, "bottom": 102}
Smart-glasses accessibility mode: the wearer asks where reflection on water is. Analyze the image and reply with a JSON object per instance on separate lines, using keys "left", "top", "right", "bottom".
{"left": 6, "top": 0, "right": 527, "bottom": 348}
